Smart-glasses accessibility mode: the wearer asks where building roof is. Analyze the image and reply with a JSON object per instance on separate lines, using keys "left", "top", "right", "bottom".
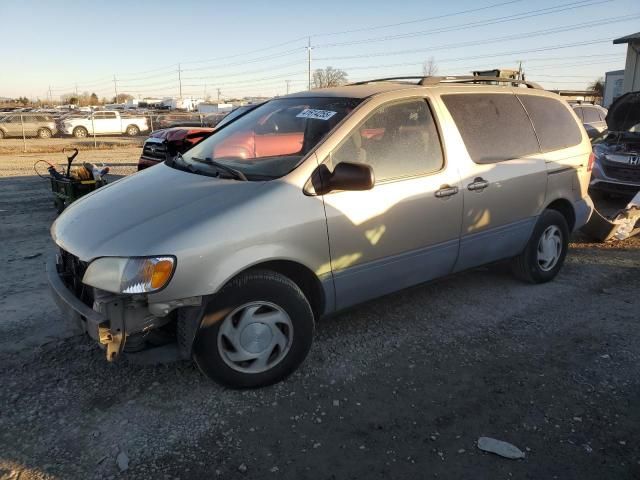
{"left": 613, "top": 32, "right": 640, "bottom": 44}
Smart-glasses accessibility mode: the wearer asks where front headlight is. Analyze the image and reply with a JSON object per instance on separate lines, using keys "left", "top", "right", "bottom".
{"left": 82, "top": 256, "right": 175, "bottom": 294}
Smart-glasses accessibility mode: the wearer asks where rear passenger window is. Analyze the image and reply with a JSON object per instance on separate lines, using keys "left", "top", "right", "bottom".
{"left": 331, "top": 99, "right": 444, "bottom": 182}
{"left": 518, "top": 95, "right": 582, "bottom": 151}
{"left": 441, "top": 93, "right": 539, "bottom": 164}
{"left": 582, "top": 107, "right": 600, "bottom": 123}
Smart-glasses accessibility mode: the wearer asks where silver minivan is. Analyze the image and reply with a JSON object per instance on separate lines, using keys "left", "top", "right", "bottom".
{"left": 48, "top": 77, "right": 594, "bottom": 388}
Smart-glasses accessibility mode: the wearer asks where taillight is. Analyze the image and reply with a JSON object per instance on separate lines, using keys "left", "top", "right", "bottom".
{"left": 587, "top": 152, "right": 595, "bottom": 172}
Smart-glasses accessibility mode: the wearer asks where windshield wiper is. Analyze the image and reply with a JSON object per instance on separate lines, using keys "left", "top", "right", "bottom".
{"left": 190, "top": 156, "right": 248, "bottom": 181}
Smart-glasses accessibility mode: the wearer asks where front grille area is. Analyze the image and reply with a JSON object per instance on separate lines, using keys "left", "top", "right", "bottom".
{"left": 602, "top": 163, "right": 640, "bottom": 183}
{"left": 57, "top": 249, "right": 93, "bottom": 307}
{"left": 141, "top": 140, "right": 168, "bottom": 162}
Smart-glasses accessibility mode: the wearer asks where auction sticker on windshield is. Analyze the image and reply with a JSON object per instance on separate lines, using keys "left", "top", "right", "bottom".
{"left": 296, "top": 109, "right": 337, "bottom": 121}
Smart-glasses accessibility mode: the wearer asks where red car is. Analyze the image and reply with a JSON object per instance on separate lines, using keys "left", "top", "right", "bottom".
{"left": 138, "top": 127, "right": 214, "bottom": 171}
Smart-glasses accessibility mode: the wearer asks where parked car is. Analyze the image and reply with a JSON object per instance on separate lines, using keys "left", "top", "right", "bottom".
{"left": 138, "top": 127, "right": 214, "bottom": 170}
{"left": 48, "top": 77, "right": 594, "bottom": 388}
{"left": 151, "top": 113, "right": 202, "bottom": 129}
{"left": 60, "top": 111, "right": 149, "bottom": 137}
{"left": 571, "top": 103, "right": 608, "bottom": 138}
{"left": 0, "top": 113, "right": 57, "bottom": 139}
{"left": 138, "top": 104, "right": 264, "bottom": 170}
{"left": 590, "top": 91, "right": 640, "bottom": 197}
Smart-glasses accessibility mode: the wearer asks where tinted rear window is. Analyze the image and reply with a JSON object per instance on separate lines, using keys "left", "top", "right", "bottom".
{"left": 518, "top": 95, "right": 582, "bottom": 151}
{"left": 441, "top": 93, "right": 540, "bottom": 164}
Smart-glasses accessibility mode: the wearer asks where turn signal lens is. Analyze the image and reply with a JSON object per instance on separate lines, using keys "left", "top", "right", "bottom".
{"left": 151, "top": 259, "right": 174, "bottom": 289}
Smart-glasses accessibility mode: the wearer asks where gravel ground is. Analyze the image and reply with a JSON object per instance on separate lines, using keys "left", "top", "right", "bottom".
{"left": 1, "top": 149, "right": 639, "bottom": 479}
{"left": 0, "top": 136, "right": 144, "bottom": 155}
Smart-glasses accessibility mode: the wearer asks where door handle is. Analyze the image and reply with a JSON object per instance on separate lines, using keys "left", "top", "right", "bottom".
{"left": 467, "top": 177, "right": 489, "bottom": 191}
{"left": 435, "top": 185, "right": 459, "bottom": 198}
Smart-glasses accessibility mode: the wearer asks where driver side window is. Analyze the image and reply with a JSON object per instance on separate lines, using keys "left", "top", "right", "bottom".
{"left": 330, "top": 99, "right": 444, "bottom": 182}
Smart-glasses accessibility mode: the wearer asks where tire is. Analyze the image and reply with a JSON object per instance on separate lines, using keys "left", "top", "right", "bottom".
{"left": 73, "top": 126, "right": 88, "bottom": 138}
{"left": 190, "top": 270, "right": 315, "bottom": 388}
{"left": 37, "top": 128, "right": 52, "bottom": 139}
{"left": 126, "top": 125, "right": 140, "bottom": 136}
{"left": 511, "top": 209, "right": 569, "bottom": 284}
{"left": 0, "top": 130, "right": 4, "bottom": 139}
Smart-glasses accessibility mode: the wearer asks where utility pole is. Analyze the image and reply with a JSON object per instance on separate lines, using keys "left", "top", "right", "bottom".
{"left": 217, "top": 88, "right": 221, "bottom": 102}
{"left": 517, "top": 61, "right": 522, "bottom": 81}
{"left": 113, "top": 75, "right": 119, "bottom": 104}
{"left": 307, "top": 37, "right": 313, "bottom": 91}
{"left": 75, "top": 83, "right": 79, "bottom": 106}
{"left": 48, "top": 85, "right": 52, "bottom": 105}
{"left": 178, "top": 63, "right": 183, "bottom": 100}
{"left": 286, "top": 80, "right": 291, "bottom": 95}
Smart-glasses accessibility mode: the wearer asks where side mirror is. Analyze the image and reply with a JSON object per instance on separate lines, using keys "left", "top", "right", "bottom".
{"left": 311, "top": 162, "right": 375, "bottom": 195}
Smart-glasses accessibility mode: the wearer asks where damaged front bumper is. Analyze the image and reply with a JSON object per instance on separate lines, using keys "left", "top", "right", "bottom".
{"left": 46, "top": 255, "right": 199, "bottom": 361}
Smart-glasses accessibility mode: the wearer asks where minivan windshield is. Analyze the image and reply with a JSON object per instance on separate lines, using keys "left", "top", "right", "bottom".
{"left": 177, "top": 97, "right": 362, "bottom": 179}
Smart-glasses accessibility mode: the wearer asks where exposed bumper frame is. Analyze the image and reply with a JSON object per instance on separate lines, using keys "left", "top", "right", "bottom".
{"left": 46, "top": 255, "right": 124, "bottom": 360}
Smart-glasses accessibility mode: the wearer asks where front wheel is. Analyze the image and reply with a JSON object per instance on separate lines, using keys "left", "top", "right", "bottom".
{"left": 190, "top": 270, "right": 315, "bottom": 388}
{"left": 73, "top": 126, "right": 88, "bottom": 138}
{"left": 511, "top": 209, "right": 569, "bottom": 284}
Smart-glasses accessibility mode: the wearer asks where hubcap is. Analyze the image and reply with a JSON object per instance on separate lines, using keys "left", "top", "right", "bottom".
{"left": 537, "top": 225, "right": 562, "bottom": 271}
{"left": 217, "top": 301, "right": 293, "bottom": 374}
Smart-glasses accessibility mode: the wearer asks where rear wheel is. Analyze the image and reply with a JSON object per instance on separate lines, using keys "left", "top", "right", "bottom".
{"left": 73, "top": 126, "right": 88, "bottom": 138}
{"left": 37, "top": 128, "right": 52, "bottom": 139}
{"left": 189, "top": 270, "right": 315, "bottom": 388}
{"left": 511, "top": 209, "right": 569, "bottom": 283}
{"left": 126, "top": 125, "right": 140, "bottom": 136}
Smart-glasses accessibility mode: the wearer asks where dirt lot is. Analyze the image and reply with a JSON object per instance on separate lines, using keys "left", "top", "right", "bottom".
{"left": 1, "top": 149, "right": 639, "bottom": 479}
{"left": 0, "top": 136, "right": 144, "bottom": 155}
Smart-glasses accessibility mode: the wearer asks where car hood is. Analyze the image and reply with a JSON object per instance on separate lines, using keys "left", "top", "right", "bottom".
{"left": 606, "top": 91, "right": 640, "bottom": 132}
{"left": 51, "top": 163, "right": 266, "bottom": 261}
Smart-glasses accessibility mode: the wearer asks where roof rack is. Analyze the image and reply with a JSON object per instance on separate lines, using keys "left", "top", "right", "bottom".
{"left": 350, "top": 75, "right": 542, "bottom": 90}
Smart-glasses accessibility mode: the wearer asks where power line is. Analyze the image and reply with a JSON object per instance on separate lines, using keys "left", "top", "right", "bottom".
{"left": 181, "top": 60, "right": 302, "bottom": 82}
{"left": 320, "top": 39, "right": 615, "bottom": 73}
{"left": 315, "top": 0, "right": 608, "bottom": 49}
{"left": 315, "top": 14, "right": 639, "bottom": 62}
{"left": 181, "top": 48, "right": 305, "bottom": 72}
{"left": 312, "top": 0, "right": 526, "bottom": 37}
{"left": 179, "top": 37, "right": 309, "bottom": 66}
{"left": 182, "top": 71, "right": 308, "bottom": 88}
{"left": 345, "top": 49, "right": 624, "bottom": 75}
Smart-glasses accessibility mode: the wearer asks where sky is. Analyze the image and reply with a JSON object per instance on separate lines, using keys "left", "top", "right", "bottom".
{"left": 0, "top": 0, "right": 638, "bottom": 101}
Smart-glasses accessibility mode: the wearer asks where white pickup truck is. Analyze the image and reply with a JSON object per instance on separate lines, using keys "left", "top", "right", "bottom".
{"left": 61, "top": 111, "right": 149, "bottom": 137}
